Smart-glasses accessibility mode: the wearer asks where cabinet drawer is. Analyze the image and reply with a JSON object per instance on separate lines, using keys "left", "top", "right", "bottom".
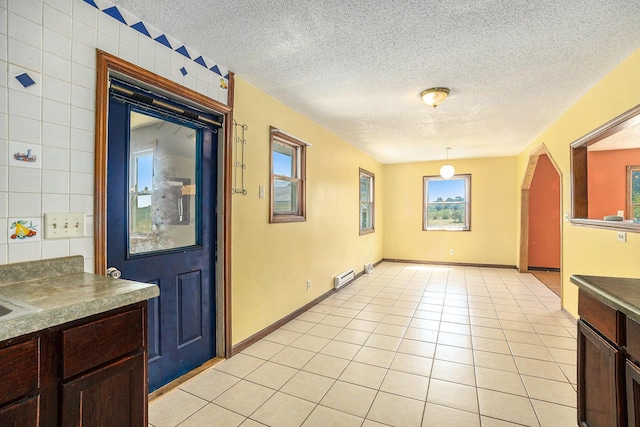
{"left": 579, "top": 290, "right": 622, "bottom": 345}
{"left": 62, "top": 305, "right": 144, "bottom": 379}
{"left": 0, "top": 337, "right": 39, "bottom": 404}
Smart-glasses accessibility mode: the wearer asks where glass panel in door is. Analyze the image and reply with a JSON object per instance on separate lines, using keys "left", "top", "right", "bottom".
{"left": 128, "top": 111, "right": 199, "bottom": 255}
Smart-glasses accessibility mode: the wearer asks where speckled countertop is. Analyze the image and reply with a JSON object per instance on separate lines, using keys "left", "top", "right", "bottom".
{"left": 0, "top": 256, "right": 159, "bottom": 341}
{"left": 571, "top": 275, "right": 640, "bottom": 323}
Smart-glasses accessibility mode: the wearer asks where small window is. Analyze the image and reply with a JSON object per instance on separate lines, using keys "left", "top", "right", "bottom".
{"left": 423, "top": 174, "right": 471, "bottom": 231}
{"left": 628, "top": 165, "right": 640, "bottom": 221}
{"left": 359, "top": 168, "right": 375, "bottom": 235}
{"left": 270, "top": 127, "right": 307, "bottom": 223}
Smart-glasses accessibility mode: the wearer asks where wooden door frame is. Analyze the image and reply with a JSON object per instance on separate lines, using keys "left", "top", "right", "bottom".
{"left": 93, "top": 50, "right": 234, "bottom": 358}
{"left": 519, "top": 144, "right": 562, "bottom": 275}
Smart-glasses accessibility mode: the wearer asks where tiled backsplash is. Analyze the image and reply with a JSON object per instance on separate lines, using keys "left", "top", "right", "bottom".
{"left": 0, "top": 0, "right": 229, "bottom": 271}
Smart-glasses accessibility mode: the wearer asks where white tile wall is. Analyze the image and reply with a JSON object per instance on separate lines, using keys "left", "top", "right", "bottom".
{"left": 9, "top": 240, "right": 40, "bottom": 263}
{"left": 9, "top": 116, "right": 40, "bottom": 143}
{"left": 41, "top": 170, "right": 69, "bottom": 193}
{"left": 9, "top": 167, "right": 40, "bottom": 192}
{"left": 0, "top": 0, "right": 228, "bottom": 271}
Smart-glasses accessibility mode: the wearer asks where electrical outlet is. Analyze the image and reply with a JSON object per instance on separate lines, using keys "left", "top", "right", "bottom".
{"left": 617, "top": 232, "right": 627, "bottom": 242}
{"left": 306, "top": 280, "right": 311, "bottom": 290}
{"left": 449, "top": 249, "right": 454, "bottom": 255}
{"left": 44, "top": 213, "right": 86, "bottom": 239}
{"left": 618, "top": 210, "right": 625, "bottom": 217}
{"left": 564, "top": 212, "right": 570, "bottom": 222}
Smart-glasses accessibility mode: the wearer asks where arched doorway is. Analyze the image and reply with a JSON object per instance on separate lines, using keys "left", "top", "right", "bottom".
{"left": 520, "top": 145, "right": 562, "bottom": 296}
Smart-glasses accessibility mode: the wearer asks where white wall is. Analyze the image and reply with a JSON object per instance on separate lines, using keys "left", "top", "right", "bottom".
{"left": 1, "top": 0, "right": 228, "bottom": 271}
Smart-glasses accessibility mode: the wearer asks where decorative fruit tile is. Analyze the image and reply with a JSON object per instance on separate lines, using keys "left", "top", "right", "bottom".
{"left": 9, "top": 218, "right": 41, "bottom": 243}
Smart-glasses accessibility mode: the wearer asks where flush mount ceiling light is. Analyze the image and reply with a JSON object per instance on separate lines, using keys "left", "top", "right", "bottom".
{"left": 420, "top": 87, "right": 450, "bottom": 108}
{"left": 440, "top": 147, "right": 455, "bottom": 179}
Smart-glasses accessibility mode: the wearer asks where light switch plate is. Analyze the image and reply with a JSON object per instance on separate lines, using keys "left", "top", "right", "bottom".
{"left": 44, "top": 213, "right": 86, "bottom": 239}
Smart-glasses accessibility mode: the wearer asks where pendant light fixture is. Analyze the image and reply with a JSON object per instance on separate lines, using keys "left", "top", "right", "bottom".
{"left": 440, "top": 147, "right": 455, "bottom": 179}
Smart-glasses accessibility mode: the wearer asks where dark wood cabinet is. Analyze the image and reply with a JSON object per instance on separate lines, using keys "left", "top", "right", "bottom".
{"left": 0, "top": 337, "right": 41, "bottom": 427}
{"left": 0, "top": 302, "right": 148, "bottom": 427}
{"left": 0, "top": 395, "right": 39, "bottom": 426}
{"left": 62, "top": 353, "right": 145, "bottom": 426}
{"left": 626, "top": 360, "right": 640, "bottom": 427}
{"left": 577, "top": 319, "right": 625, "bottom": 427}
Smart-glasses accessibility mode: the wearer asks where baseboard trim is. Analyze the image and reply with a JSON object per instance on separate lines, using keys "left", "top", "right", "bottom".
{"left": 382, "top": 258, "right": 517, "bottom": 270}
{"left": 562, "top": 308, "right": 577, "bottom": 323}
{"left": 230, "top": 259, "right": 382, "bottom": 356}
{"left": 528, "top": 266, "right": 561, "bottom": 272}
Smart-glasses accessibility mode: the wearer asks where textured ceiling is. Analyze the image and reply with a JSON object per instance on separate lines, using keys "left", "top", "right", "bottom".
{"left": 110, "top": 0, "right": 640, "bottom": 164}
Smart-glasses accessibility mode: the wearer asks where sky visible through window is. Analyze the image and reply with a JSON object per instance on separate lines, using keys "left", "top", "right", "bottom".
{"left": 137, "top": 154, "right": 153, "bottom": 208}
{"left": 273, "top": 151, "right": 292, "bottom": 177}
{"left": 428, "top": 178, "right": 465, "bottom": 202}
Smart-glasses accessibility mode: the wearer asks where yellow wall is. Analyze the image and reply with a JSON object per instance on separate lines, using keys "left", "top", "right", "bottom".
{"left": 230, "top": 46, "right": 640, "bottom": 343}
{"left": 516, "top": 47, "right": 640, "bottom": 318}
{"left": 383, "top": 157, "right": 518, "bottom": 266}
{"left": 231, "top": 78, "right": 384, "bottom": 345}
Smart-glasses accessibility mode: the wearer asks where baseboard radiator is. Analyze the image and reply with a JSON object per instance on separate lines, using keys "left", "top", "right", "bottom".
{"left": 334, "top": 268, "right": 355, "bottom": 290}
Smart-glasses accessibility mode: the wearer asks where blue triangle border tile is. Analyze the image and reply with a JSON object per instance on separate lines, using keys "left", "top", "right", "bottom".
{"left": 176, "top": 46, "right": 191, "bottom": 59}
{"left": 154, "top": 34, "right": 172, "bottom": 49}
{"left": 83, "top": 0, "right": 99, "bottom": 9}
{"left": 194, "top": 56, "right": 207, "bottom": 68}
{"left": 131, "top": 21, "right": 151, "bottom": 38}
{"left": 103, "top": 6, "right": 127, "bottom": 25}
{"left": 93, "top": 0, "right": 229, "bottom": 103}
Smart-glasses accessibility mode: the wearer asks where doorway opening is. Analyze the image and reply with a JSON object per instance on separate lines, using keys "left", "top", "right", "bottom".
{"left": 520, "top": 145, "right": 562, "bottom": 297}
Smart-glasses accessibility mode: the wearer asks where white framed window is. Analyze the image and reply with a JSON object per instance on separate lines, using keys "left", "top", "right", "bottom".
{"left": 270, "top": 127, "right": 307, "bottom": 223}
{"left": 423, "top": 174, "right": 471, "bottom": 231}
{"left": 359, "top": 168, "right": 375, "bottom": 234}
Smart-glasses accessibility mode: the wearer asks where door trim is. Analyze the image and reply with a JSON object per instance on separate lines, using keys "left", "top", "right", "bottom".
{"left": 94, "top": 50, "right": 234, "bottom": 358}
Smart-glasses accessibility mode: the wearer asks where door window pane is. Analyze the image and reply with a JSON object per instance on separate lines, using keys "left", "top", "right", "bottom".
{"left": 133, "top": 154, "right": 153, "bottom": 233}
{"left": 129, "top": 111, "right": 199, "bottom": 255}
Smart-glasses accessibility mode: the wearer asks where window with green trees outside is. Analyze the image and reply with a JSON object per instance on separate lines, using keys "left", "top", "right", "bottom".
{"left": 423, "top": 174, "right": 471, "bottom": 231}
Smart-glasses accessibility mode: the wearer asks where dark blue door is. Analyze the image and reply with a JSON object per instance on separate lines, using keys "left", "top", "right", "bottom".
{"left": 106, "top": 85, "right": 216, "bottom": 391}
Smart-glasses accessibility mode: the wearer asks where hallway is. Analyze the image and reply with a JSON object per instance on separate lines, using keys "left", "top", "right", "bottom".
{"left": 529, "top": 271, "right": 561, "bottom": 297}
{"left": 149, "top": 262, "right": 577, "bottom": 426}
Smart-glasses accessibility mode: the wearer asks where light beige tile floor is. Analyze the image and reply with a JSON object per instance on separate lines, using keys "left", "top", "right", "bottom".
{"left": 149, "top": 262, "right": 578, "bottom": 427}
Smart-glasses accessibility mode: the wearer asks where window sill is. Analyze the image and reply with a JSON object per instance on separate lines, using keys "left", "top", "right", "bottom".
{"left": 570, "top": 218, "right": 640, "bottom": 233}
{"left": 423, "top": 227, "right": 470, "bottom": 232}
{"left": 270, "top": 215, "right": 306, "bottom": 224}
{"left": 359, "top": 228, "right": 375, "bottom": 236}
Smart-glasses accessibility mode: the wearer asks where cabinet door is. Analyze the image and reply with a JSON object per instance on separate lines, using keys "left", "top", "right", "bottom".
{"left": 627, "top": 360, "right": 640, "bottom": 427}
{"left": 0, "top": 395, "right": 39, "bottom": 426}
{"left": 61, "top": 352, "right": 146, "bottom": 427}
{"left": 578, "top": 319, "right": 625, "bottom": 427}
